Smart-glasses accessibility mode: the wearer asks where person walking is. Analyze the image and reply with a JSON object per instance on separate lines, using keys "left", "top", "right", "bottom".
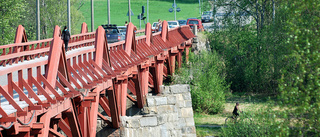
{"left": 156, "top": 19, "right": 162, "bottom": 32}
{"left": 125, "top": 21, "right": 128, "bottom": 26}
{"left": 61, "top": 26, "right": 70, "bottom": 51}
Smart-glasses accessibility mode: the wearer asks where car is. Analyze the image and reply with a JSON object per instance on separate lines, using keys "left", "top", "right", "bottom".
{"left": 178, "top": 20, "right": 187, "bottom": 26}
{"left": 117, "top": 26, "right": 127, "bottom": 41}
{"left": 201, "top": 11, "right": 214, "bottom": 22}
{"left": 167, "top": 21, "right": 180, "bottom": 29}
{"left": 152, "top": 22, "right": 158, "bottom": 32}
{"left": 186, "top": 19, "right": 204, "bottom": 31}
{"left": 187, "top": 17, "right": 198, "bottom": 20}
{"left": 101, "top": 24, "right": 121, "bottom": 43}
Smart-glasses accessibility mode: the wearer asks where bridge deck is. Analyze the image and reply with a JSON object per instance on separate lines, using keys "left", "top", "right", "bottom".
{"left": 0, "top": 22, "right": 195, "bottom": 136}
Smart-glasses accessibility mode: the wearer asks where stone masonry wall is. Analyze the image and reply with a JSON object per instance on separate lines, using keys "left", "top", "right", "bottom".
{"left": 119, "top": 84, "right": 196, "bottom": 137}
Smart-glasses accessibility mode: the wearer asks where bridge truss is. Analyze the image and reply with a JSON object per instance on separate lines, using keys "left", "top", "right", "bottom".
{"left": 0, "top": 21, "right": 194, "bottom": 137}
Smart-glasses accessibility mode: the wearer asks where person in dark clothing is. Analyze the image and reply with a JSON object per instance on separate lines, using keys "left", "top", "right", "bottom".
{"left": 61, "top": 26, "right": 70, "bottom": 51}
{"left": 233, "top": 102, "right": 242, "bottom": 118}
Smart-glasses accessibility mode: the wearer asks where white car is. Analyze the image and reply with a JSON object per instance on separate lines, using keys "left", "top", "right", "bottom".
{"left": 167, "top": 21, "right": 180, "bottom": 29}
{"left": 152, "top": 21, "right": 171, "bottom": 32}
{"left": 152, "top": 22, "right": 158, "bottom": 32}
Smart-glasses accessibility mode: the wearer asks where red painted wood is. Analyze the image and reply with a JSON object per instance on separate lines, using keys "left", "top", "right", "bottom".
{"left": 0, "top": 22, "right": 195, "bottom": 136}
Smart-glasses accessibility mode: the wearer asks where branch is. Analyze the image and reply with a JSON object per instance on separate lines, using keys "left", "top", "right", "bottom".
{"left": 224, "top": 2, "right": 258, "bottom": 21}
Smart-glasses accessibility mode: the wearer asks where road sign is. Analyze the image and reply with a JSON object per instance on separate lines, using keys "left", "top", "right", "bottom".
{"left": 142, "top": 6, "right": 145, "bottom": 13}
{"left": 127, "top": 10, "right": 134, "bottom": 16}
{"left": 172, "top": 3, "right": 177, "bottom": 8}
{"left": 169, "top": 8, "right": 173, "bottom": 13}
{"left": 176, "top": 7, "right": 181, "bottom": 12}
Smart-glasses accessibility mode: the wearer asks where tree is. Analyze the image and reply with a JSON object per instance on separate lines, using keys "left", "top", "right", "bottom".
{"left": 24, "top": 0, "right": 84, "bottom": 39}
{"left": 0, "top": 0, "right": 27, "bottom": 45}
{"left": 278, "top": 0, "right": 320, "bottom": 135}
{"left": 209, "top": 0, "right": 287, "bottom": 93}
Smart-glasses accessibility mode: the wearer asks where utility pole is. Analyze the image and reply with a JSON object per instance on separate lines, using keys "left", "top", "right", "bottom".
{"left": 67, "top": 0, "right": 71, "bottom": 33}
{"left": 198, "top": 0, "right": 201, "bottom": 16}
{"left": 36, "top": 0, "right": 40, "bottom": 40}
{"left": 147, "top": 0, "right": 149, "bottom": 23}
{"left": 91, "top": 0, "right": 94, "bottom": 32}
{"left": 139, "top": 14, "right": 141, "bottom": 29}
{"left": 128, "top": 0, "right": 131, "bottom": 22}
{"left": 174, "top": 0, "right": 176, "bottom": 20}
{"left": 107, "top": 0, "right": 110, "bottom": 24}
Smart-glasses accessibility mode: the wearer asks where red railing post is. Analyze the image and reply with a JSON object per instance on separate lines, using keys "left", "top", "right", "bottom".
{"left": 46, "top": 25, "right": 63, "bottom": 89}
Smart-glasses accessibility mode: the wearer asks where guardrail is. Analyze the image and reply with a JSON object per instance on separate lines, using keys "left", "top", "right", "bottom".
{"left": 0, "top": 21, "right": 194, "bottom": 136}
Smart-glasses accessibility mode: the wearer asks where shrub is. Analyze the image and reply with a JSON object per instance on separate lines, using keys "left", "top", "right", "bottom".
{"left": 221, "top": 108, "right": 280, "bottom": 137}
{"left": 175, "top": 51, "right": 229, "bottom": 114}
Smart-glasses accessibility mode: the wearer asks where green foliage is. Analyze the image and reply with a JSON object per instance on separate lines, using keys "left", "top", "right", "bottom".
{"left": 221, "top": 109, "right": 280, "bottom": 137}
{"left": 0, "top": 0, "right": 84, "bottom": 44}
{"left": 278, "top": 0, "right": 320, "bottom": 136}
{"left": 210, "top": 0, "right": 289, "bottom": 93}
{"left": 0, "top": 0, "right": 27, "bottom": 45}
{"left": 24, "top": 0, "right": 84, "bottom": 39}
{"left": 175, "top": 51, "right": 229, "bottom": 114}
{"left": 211, "top": 0, "right": 320, "bottom": 135}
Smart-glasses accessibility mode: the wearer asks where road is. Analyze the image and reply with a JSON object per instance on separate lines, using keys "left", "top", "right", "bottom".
{"left": 202, "top": 21, "right": 214, "bottom": 32}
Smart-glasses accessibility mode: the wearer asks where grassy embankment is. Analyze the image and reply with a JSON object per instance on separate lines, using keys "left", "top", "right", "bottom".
{"left": 79, "top": 0, "right": 200, "bottom": 30}
{"left": 194, "top": 93, "right": 278, "bottom": 136}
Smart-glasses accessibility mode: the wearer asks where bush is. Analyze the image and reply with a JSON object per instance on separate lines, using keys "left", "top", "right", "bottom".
{"left": 175, "top": 51, "right": 229, "bottom": 114}
{"left": 221, "top": 108, "right": 280, "bottom": 137}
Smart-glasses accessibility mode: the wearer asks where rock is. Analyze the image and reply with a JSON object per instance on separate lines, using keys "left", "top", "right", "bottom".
{"left": 181, "top": 126, "right": 196, "bottom": 134}
{"left": 180, "top": 108, "right": 194, "bottom": 118}
{"left": 170, "top": 84, "right": 189, "bottom": 94}
{"left": 160, "top": 85, "right": 170, "bottom": 94}
{"left": 183, "top": 92, "right": 192, "bottom": 100}
{"left": 185, "top": 117, "right": 195, "bottom": 127}
{"left": 185, "top": 100, "right": 193, "bottom": 107}
{"left": 147, "top": 97, "right": 155, "bottom": 107}
{"left": 140, "top": 117, "right": 158, "bottom": 127}
{"left": 167, "top": 95, "right": 177, "bottom": 105}
{"left": 154, "top": 96, "right": 167, "bottom": 106}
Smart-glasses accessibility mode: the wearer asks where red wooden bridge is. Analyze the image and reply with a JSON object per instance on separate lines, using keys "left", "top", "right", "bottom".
{"left": 0, "top": 21, "right": 194, "bottom": 137}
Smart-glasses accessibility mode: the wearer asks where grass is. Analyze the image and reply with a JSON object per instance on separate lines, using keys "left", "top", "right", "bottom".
{"left": 194, "top": 92, "right": 278, "bottom": 136}
{"left": 78, "top": 0, "right": 200, "bottom": 31}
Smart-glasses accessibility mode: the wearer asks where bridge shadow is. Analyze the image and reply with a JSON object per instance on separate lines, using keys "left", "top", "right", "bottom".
{"left": 96, "top": 127, "right": 120, "bottom": 137}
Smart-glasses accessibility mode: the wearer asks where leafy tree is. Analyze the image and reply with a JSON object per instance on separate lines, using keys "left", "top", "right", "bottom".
{"left": 209, "top": 0, "right": 287, "bottom": 93}
{"left": 0, "top": 0, "right": 27, "bottom": 45}
{"left": 24, "top": 0, "right": 84, "bottom": 40}
{"left": 278, "top": 0, "right": 320, "bottom": 135}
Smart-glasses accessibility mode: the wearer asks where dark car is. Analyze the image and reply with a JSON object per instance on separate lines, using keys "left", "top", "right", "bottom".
{"left": 117, "top": 26, "right": 127, "bottom": 41}
{"left": 178, "top": 20, "right": 187, "bottom": 26}
{"left": 101, "top": 24, "right": 121, "bottom": 43}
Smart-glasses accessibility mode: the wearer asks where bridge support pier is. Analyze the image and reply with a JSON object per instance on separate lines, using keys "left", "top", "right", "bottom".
{"left": 151, "top": 56, "right": 165, "bottom": 94}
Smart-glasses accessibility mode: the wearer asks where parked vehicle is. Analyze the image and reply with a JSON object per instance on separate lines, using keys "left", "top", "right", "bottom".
{"left": 117, "top": 26, "right": 127, "bottom": 41}
{"left": 152, "top": 22, "right": 158, "bottom": 32}
{"left": 178, "top": 20, "right": 187, "bottom": 26}
{"left": 186, "top": 19, "right": 204, "bottom": 31}
{"left": 201, "top": 11, "right": 214, "bottom": 22}
{"left": 167, "top": 21, "right": 180, "bottom": 29}
{"left": 101, "top": 24, "right": 121, "bottom": 43}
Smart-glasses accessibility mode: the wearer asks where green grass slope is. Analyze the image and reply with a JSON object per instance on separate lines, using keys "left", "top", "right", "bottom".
{"left": 79, "top": 0, "right": 200, "bottom": 31}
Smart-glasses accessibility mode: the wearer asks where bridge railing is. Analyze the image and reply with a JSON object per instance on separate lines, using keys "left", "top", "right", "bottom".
{"left": 0, "top": 21, "right": 194, "bottom": 136}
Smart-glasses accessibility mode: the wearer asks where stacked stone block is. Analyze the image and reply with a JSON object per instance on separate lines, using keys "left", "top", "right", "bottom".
{"left": 119, "top": 84, "right": 196, "bottom": 137}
